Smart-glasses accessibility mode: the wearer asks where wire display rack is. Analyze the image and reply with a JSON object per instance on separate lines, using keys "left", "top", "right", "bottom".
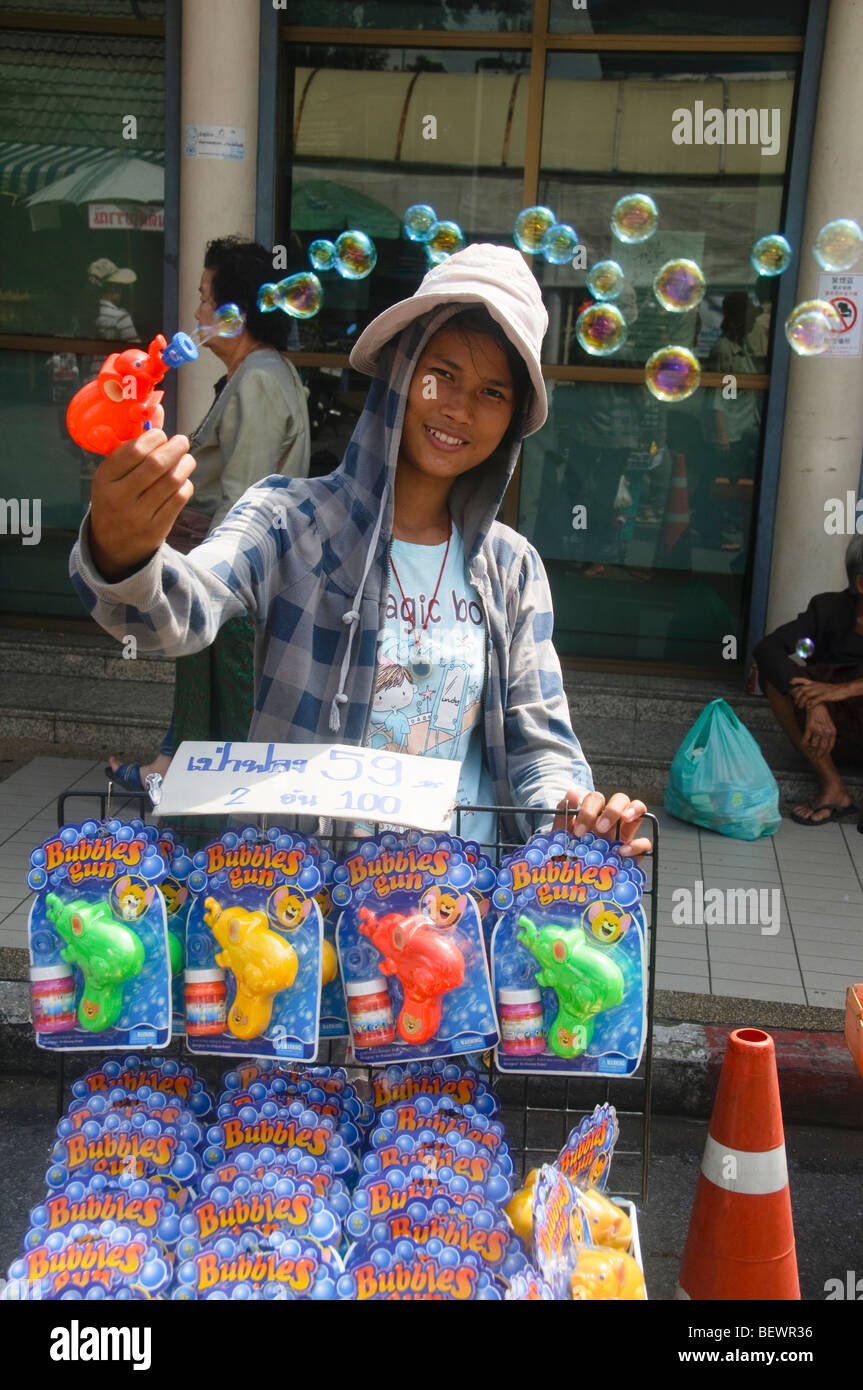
{"left": 51, "top": 791, "right": 659, "bottom": 1204}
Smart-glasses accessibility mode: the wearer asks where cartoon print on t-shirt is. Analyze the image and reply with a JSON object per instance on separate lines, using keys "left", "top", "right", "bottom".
{"left": 369, "top": 658, "right": 416, "bottom": 752}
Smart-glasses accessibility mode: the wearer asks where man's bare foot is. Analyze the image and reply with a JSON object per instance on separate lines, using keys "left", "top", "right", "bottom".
{"left": 790, "top": 787, "right": 855, "bottom": 825}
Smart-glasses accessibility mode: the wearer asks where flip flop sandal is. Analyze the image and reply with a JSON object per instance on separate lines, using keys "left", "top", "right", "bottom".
{"left": 790, "top": 802, "right": 858, "bottom": 826}
{"left": 104, "top": 763, "right": 145, "bottom": 793}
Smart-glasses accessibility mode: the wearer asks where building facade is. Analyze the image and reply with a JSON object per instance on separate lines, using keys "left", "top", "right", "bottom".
{"left": 1, "top": 0, "right": 859, "bottom": 681}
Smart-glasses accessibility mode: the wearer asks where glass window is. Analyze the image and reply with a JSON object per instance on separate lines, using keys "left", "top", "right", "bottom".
{"left": 535, "top": 51, "right": 796, "bottom": 367}
{"left": 548, "top": 0, "right": 808, "bottom": 37}
{"left": 0, "top": 348, "right": 97, "bottom": 615}
{"left": 286, "top": 1, "right": 532, "bottom": 33}
{"left": 282, "top": 43, "right": 529, "bottom": 352}
{"left": 520, "top": 378, "right": 766, "bottom": 663}
{"left": 0, "top": 2, "right": 164, "bottom": 16}
{"left": 0, "top": 28, "right": 165, "bottom": 342}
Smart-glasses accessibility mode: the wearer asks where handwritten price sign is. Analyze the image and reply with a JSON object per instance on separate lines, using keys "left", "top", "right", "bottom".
{"left": 157, "top": 742, "right": 462, "bottom": 832}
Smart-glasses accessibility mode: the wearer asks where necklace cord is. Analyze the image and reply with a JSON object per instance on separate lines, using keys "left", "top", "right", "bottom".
{"left": 389, "top": 517, "right": 452, "bottom": 643}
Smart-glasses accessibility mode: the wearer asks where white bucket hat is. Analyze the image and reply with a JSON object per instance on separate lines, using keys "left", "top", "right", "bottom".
{"left": 349, "top": 243, "right": 549, "bottom": 436}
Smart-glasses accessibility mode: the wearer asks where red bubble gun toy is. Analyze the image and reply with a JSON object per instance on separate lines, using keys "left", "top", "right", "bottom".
{"left": 358, "top": 906, "right": 465, "bottom": 1044}
{"left": 66, "top": 332, "right": 198, "bottom": 454}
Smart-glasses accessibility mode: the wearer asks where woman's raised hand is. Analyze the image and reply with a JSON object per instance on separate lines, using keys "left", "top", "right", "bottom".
{"left": 88, "top": 403, "right": 196, "bottom": 581}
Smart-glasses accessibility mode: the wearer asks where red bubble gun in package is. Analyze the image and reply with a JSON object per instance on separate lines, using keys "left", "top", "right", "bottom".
{"left": 358, "top": 906, "right": 465, "bottom": 1045}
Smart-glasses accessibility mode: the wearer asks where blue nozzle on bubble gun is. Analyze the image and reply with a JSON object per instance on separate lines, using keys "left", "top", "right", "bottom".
{"left": 160, "top": 331, "right": 199, "bottom": 369}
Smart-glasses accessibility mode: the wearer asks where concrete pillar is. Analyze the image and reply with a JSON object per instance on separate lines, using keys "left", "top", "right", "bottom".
{"left": 178, "top": 0, "right": 260, "bottom": 433}
{"left": 766, "top": 0, "right": 863, "bottom": 629}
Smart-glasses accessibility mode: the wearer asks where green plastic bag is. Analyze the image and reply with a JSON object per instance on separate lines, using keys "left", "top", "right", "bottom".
{"left": 664, "top": 698, "right": 781, "bottom": 840}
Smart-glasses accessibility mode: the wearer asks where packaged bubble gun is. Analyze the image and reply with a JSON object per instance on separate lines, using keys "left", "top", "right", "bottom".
{"left": 491, "top": 830, "right": 646, "bottom": 1077}
{"left": 66, "top": 304, "right": 244, "bottom": 454}
{"left": 46, "top": 892, "right": 145, "bottom": 1032}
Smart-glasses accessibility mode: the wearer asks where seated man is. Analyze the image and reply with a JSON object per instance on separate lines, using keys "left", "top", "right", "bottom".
{"left": 754, "top": 536, "right": 863, "bottom": 825}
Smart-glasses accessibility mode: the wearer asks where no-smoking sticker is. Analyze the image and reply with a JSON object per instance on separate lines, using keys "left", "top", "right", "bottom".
{"left": 817, "top": 273, "right": 863, "bottom": 357}
{"left": 829, "top": 296, "right": 857, "bottom": 331}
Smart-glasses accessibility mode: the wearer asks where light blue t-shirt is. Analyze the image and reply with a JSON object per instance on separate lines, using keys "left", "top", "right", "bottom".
{"left": 364, "top": 523, "right": 497, "bottom": 847}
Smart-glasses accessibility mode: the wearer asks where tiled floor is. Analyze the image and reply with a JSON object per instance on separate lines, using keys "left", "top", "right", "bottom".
{"left": 651, "top": 805, "right": 863, "bottom": 1007}
{"left": 1, "top": 758, "right": 862, "bottom": 1009}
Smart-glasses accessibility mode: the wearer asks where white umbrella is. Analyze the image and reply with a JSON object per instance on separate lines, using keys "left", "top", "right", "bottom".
{"left": 27, "top": 152, "right": 164, "bottom": 208}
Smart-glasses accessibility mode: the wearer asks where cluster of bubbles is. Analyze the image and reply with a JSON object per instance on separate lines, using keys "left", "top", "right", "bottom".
{"left": 770, "top": 217, "right": 863, "bottom": 355}
{"left": 402, "top": 205, "right": 466, "bottom": 265}
{"left": 307, "top": 230, "right": 377, "bottom": 280}
{"left": 257, "top": 271, "right": 323, "bottom": 320}
{"left": 795, "top": 637, "right": 815, "bottom": 660}
{"left": 189, "top": 302, "right": 245, "bottom": 347}
{"left": 513, "top": 206, "right": 579, "bottom": 263}
{"left": 256, "top": 229, "right": 378, "bottom": 321}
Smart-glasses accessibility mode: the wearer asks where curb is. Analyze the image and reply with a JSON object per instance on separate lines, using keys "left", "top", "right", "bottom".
{"left": 1, "top": 996, "right": 861, "bottom": 1127}
{"left": 652, "top": 1020, "right": 863, "bottom": 1129}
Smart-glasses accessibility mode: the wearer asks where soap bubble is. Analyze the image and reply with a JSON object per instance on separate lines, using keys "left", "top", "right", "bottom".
{"left": 541, "top": 223, "right": 579, "bottom": 265}
{"left": 587, "top": 260, "right": 624, "bottom": 301}
{"left": 425, "top": 220, "right": 466, "bottom": 264}
{"left": 575, "top": 302, "right": 627, "bottom": 356}
{"left": 257, "top": 282, "right": 284, "bottom": 313}
{"left": 189, "top": 302, "right": 245, "bottom": 346}
{"left": 645, "top": 346, "right": 701, "bottom": 402}
{"left": 610, "top": 193, "right": 659, "bottom": 244}
{"left": 751, "top": 234, "right": 792, "bottom": 277}
{"left": 403, "top": 204, "right": 437, "bottom": 242}
{"left": 334, "top": 230, "right": 376, "bottom": 280}
{"left": 795, "top": 637, "right": 815, "bottom": 660}
{"left": 514, "top": 206, "right": 556, "bottom": 255}
{"left": 653, "top": 259, "right": 705, "bottom": 313}
{"left": 813, "top": 219, "right": 863, "bottom": 272}
{"left": 277, "top": 272, "right": 324, "bottom": 319}
{"left": 784, "top": 299, "right": 843, "bottom": 355}
{"left": 308, "top": 239, "right": 337, "bottom": 271}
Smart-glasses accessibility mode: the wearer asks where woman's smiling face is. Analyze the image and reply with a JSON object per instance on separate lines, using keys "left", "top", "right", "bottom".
{"left": 398, "top": 324, "right": 516, "bottom": 484}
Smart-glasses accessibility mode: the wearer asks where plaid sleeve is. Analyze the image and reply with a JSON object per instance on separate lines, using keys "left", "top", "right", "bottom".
{"left": 503, "top": 542, "right": 594, "bottom": 818}
{"left": 68, "top": 484, "right": 285, "bottom": 655}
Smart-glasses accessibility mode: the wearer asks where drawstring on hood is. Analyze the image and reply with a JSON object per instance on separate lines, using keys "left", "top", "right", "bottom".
{"left": 329, "top": 480, "right": 389, "bottom": 732}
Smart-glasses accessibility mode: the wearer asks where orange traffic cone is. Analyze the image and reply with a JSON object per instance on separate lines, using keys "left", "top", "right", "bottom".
{"left": 662, "top": 451, "right": 690, "bottom": 553}
{"left": 676, "top": 1027, "right": 799, "bottom": 1300}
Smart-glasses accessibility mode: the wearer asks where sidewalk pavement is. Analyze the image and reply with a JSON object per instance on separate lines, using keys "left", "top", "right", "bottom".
{"left": 0, "top": 757, "right": 861, "bottom": 1124}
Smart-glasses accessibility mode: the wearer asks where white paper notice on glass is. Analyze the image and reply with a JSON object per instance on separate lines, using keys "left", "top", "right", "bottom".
{"left": 183, "top": 124, "right": 245, "bottom": 160}
{"left": 157, "top": 742, "right": 462, "bottom": 831}
{"left": 816, "top": 272, "right": 863, "bottom": 358}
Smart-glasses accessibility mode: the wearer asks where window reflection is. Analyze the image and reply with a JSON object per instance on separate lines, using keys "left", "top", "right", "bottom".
{"left": 521, "top": 378, "right": 765, "bottom": 662}
{"left": 283, "top": 45, "right": 529, "bottom": 349}
{"left": 0, "top": 29, "right": 165, "bottom": 343}
{"left": 535, "top": 52, "right": 795, "bottom": 368}
{"left": 286, "top": 0, "right": 533, "bottom": 32}
{"left": 548, "top": 0, "right": 808, "bottom": 36}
